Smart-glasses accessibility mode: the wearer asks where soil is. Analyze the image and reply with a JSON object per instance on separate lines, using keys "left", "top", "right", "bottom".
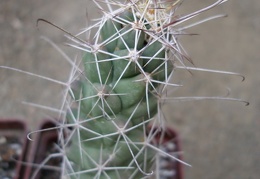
{"left": 0, "top": 132, "right": 23, "bottom": 179}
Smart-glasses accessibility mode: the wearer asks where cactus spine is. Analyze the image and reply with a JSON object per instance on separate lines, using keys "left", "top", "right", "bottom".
{"left": 61, "top": 0, "right": 234, "bottom": 178}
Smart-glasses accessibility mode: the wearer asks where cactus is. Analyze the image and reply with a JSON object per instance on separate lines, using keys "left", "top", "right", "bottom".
{"left": 0, "top": 0, "right": 248, "bottom": 179}
{"left": 63, "top": 1, "right": 186, "bottom": 178}
{"left": 61, "top": 0, "right": 240, "bottom": 178}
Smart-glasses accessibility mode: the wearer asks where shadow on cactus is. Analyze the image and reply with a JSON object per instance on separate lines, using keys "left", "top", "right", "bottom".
{"left": 0, "top": 0, "right": 249, "bottom": 179}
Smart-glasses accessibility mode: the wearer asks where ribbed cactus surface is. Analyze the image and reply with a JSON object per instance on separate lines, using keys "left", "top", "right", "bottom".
{"left": 65, "top": 1, "right": 175, "bottom": 178}
{"left": 61, "top": 0, "right": 231, "bottom": 178}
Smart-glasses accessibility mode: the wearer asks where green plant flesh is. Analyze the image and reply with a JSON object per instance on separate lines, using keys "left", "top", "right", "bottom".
{"left": 63, "top": 0, "right": 230, "bottom": 178}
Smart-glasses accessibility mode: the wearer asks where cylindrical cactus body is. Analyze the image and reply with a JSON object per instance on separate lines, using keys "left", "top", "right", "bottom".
{"left": 66, "top": 2, "right": 174, "bottom": 177}
{"left": 61, "top": 0, "right": 233, "bottom": 178}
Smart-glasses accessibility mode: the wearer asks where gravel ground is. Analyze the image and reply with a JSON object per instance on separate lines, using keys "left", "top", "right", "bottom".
{"left": 0, "top": 0, "right": 259, "bottom": 178}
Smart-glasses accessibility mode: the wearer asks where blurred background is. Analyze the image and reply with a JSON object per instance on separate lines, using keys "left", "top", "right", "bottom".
{"left": 0, "top": 0, "right": 259, "bottom": 178}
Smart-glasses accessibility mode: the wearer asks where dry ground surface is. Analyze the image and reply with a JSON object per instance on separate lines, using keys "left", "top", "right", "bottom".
{"left": 0, "top": 0, "right": 259, "bottom": 178}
